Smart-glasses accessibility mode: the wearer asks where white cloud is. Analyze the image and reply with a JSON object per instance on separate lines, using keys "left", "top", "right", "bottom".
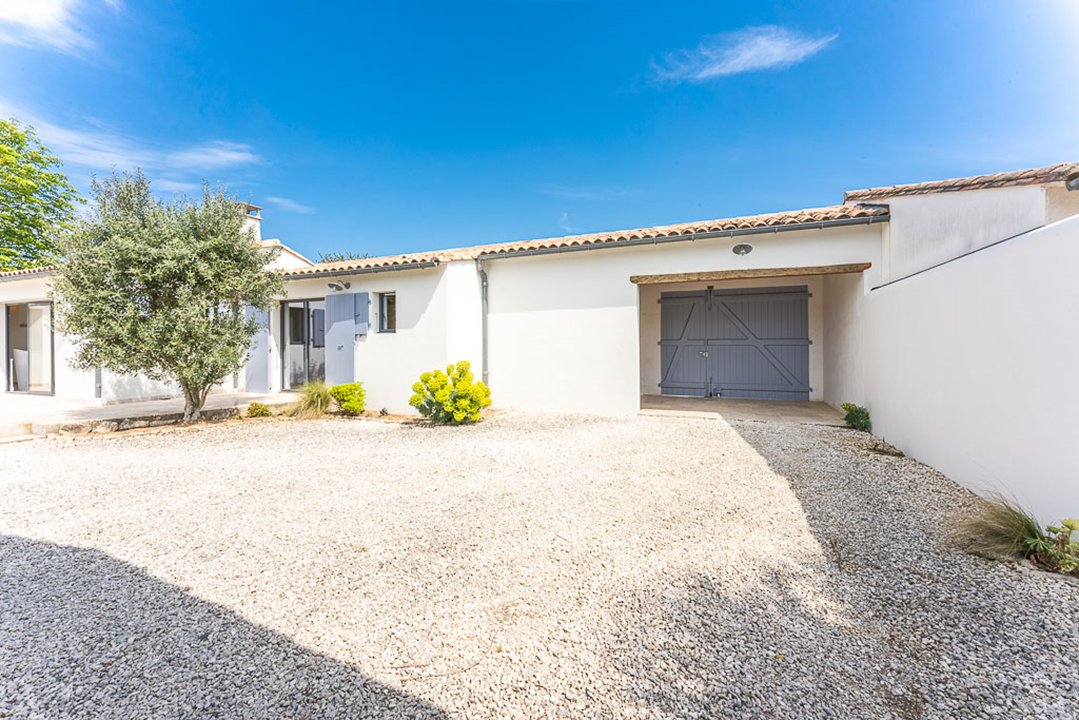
{"left": 0, "top": 0, "right": 118, "bottom": 55}
{"left": 152, "top": 178, "right": 201, "bottom": 195}
{"left": 558, "top": 211, "right": 578, "bottom": 234}
{"left": 263, "top": 196, "right": 314, "bottom": 214}
{"left": 0, "top": 98, "right": 261, "bottom": 196}
{"left": 168, "top": 141, "right": 261, "bottom": 170}
{"left": 652, "top": 26, "right": 837, "bottom": 84}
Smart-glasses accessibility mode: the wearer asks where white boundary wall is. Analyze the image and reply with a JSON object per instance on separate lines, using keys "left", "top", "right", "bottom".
{"left": 863, "top": 214, "right": 1079, "bottom": 523}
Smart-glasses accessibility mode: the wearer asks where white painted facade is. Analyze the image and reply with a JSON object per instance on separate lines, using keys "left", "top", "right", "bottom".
{"left": 3, "top": 165, "right": 1079, "bottom": 520}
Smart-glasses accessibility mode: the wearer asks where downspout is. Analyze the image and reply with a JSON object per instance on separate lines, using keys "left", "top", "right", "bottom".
{"left": 477, "top": 260, "right": 489, "bottom": 386}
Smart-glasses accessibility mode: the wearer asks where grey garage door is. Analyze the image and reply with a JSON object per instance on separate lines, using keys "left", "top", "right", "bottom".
{"left": 659, "top": 286, "right": 811, "bottom": 400}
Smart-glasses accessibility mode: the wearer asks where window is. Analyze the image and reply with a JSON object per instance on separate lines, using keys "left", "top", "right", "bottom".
{"left": 379, "top": 292, "right": 396, "bottom": 332}
{"left": 288, "top": 306, "right": 305, "bottom": 345}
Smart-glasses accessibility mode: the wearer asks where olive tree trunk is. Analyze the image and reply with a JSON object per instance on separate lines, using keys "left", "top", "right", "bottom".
{"left": 181, "top": 383, "right": 212, "bottom": 423}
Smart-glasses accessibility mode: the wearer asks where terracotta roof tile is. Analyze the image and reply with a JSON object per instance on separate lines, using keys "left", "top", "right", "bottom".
{"left": 0, "top": 265, "right": 57, "bottom": 280}
{"left": 283, "top": 204, "right": 888, "bottom": 277}
{"left": 844, "top": 162, "right": 1079, "bottom": 203}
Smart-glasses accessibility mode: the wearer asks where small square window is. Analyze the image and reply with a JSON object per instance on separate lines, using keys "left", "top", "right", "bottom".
{"left": 379, "top": 292, "right": 396, "bottom": 333}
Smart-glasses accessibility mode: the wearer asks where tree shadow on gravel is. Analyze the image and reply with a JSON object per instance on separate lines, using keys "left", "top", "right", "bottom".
{"left": 0, "top": 534, "right": 448, "bottom": 719}
{"left": 605, "top": 568, "right": 920, "bottom": 720}
{"left": 715, "top": 421, "right": 1079, "bottom": 720}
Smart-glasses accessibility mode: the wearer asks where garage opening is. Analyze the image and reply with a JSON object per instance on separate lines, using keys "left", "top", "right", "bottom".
{"left": 659, "top": 286, "right": 810, "bottom": 400}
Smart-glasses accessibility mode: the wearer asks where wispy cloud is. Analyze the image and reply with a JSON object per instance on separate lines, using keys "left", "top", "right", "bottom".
{"left": 152, "top": 179, "right": 201, "bottom": 194}
{"left": 263, "top": 196, "right": 314, "bottom": 214}
{"left": 557, "top": 211, "right": 578, "bottom": 234}
{"left": 537, "top": 184, "right": 634, "bottom": 202}
{"left": 0, "top": 98, "right": 261, "bottom": 196}
{"left": 652, "top": 26, "right": 837, "bottom": 84}
{"left": 0, "top": 0, "right": 120, "bottom": 55}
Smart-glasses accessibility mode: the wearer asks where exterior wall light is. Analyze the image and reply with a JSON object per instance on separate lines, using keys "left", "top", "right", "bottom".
{"left": 327, "top": 281, "right": 351, "bottom": 291}
{"left": 732, "top": 243, "right": 753, "bottom": 256}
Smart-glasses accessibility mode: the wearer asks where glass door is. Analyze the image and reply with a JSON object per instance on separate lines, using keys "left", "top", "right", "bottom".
{"left": 281, "top": 299, "right": 326, "bottom": 390}
{"left": 5, "top": 302, "right": 54, "bottom": 394}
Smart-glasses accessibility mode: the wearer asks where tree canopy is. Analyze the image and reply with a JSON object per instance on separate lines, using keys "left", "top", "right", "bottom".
{"left": 0, "top": 118, "right": 79, "bottom": 270}
{"left": 52, "top": 171, "right": 284, "bottom": 420}
{"left": 317, "top": 249, "right": 371, "bottom": 263}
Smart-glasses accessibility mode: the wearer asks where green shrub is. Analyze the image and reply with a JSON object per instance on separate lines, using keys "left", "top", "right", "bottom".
{"left": 246, "top": 401, "right": 271, "bottom": 418}
{"left": 841, "top": 403, "right": 871, "bottom": 432}
{"left": 958, "top": 496, "right": 1079, "bottom": 577}
{"left": 409, "top": 360, "right": 492, "bottom": 424}
{"left": 330, "top": 382, "right": 366, "bottom": 416}
{"left": 289, "top": 380, "right": 332, "bottom": 418}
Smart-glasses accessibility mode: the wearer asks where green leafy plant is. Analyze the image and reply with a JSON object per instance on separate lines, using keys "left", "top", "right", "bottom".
{"left": 958, "top": 496, "right": 1079, "bottom": 577}
{"left": 329, "top": 382, "right": 366, "bottom": 416}
{"left": 52, "top": 171, "right": 283, "bottom": 421}
{"left": 409, "top": 360, "right": 492, "bottom": 424}
{"left": 0, "top": 118, "right": 80, "bottom": 270}
{"left": 289, "top": 380, "right": 332, "bottom": 418}
{"left": 246, "top": 401, "right": 271, "bottom": 418}
{"left": 841, "top": 403, "right": 871, "bottom": 432}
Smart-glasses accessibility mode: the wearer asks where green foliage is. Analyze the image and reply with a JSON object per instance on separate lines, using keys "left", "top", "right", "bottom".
{"left": 317, "top": 250, "right": 371, "bottom": 263}
{"left": 51, "top": 171, "right": 284, "bottom": 421}
{"left": 290, "top": 381, "right": 332, "bottom": 418}
{"left": 246, "top": 401, "right": 272, "bottom": 418}
{"left": 0, "top": 118, "right": 80, "bottom": 270}
{"left": 409, "top": 360, "right": 492, "bottom": 424}
{"left": 959, "top": 497, "right": 1079, "bottom": 577}
{"left": 329, "top": 382, "right": 366, "bottom": 415}
{"left": 841, "top": 403, "right": 871, "bottom": 432}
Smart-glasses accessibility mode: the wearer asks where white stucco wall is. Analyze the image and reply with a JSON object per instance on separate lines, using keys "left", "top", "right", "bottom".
{"left": 638, "top": 275, "right": 826, "bottom": 400}
{"left": 863, "top": 213, "right": 1079, "bottom": 522}
{"left": 822, "top": 272, "right": 866, "bottom": 408}
{"left": 485, "top": 224, "right": 883, "bottom": 415}
{"left": 281, "top": 265, "right": 452, "bottom": 414}
{"left": 1045, "top": 187, "right": 1079, "bottom": 224}
{"left": 883, "top": 187, "right": 1046, "bottom": 282}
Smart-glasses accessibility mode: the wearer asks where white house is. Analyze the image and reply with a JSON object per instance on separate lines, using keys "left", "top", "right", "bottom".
{"left": 3, "top": 163, "right": 1078, "bottom": 520}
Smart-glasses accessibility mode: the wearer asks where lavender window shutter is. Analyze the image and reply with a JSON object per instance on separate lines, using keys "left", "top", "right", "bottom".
{"left": 354, "top": 292, "right": 370, "bottom": 336}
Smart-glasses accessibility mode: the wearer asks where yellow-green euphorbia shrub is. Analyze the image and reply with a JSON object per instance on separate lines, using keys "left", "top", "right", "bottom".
{"left": 409, "top": 360, "right": 491, "bottom": 424}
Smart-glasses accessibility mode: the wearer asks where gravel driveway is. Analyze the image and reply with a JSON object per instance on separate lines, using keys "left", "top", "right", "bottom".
{"left": 1, "top": 412, "right": 1076, "bottom": 719}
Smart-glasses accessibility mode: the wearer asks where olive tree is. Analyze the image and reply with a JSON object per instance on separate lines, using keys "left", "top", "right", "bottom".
{"left": 0, "top": 118, "right": 79, "bottom": 270}
{"left": 52, "top": 171, "right": 284, "bottom": 421}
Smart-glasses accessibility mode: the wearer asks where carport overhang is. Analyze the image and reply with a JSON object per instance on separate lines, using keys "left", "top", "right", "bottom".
{"left": 629, "top": 262, "right": 872, "bottom": 285}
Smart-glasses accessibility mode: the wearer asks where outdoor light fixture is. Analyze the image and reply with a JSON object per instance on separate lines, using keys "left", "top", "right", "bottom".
{"left": 327, "top": 281, "right": 351, "bottom": 291}
{"left": 732, "top": 243, "right": 753, "bottom": 256}
{"left": 1067, "top": 174, "right": 1079, "bottom": 192}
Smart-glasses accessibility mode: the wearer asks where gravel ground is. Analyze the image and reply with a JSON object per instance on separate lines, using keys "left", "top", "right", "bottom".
{"left": 0, "top": 412, "right": 1076, "bottom": 719}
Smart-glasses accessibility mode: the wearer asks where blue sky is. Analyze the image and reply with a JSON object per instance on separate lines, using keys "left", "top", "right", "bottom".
{"left": 1, "top": 1, "right": 1077, "bottom": 260}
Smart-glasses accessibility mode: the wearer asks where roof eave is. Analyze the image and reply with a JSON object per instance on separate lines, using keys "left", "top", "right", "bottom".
{"left": 477, "top": 213, "right": 890, "bottom": 262}
{"left": 281, "top": 260, "right": 440, "bottom": 280}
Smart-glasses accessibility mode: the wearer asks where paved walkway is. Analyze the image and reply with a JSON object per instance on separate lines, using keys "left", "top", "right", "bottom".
{"left": 640, "top": 394, "right": 844, "bottom": 425}
{"left": 0, "top": 391, "right": 286, "bottom": 436}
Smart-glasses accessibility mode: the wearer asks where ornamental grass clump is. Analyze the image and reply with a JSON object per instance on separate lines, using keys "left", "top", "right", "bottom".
{"left": 409, "top": 360, "right": 492, "bottom": 424}
{"left": 958, "top": 495, "right": 1079, "bottom": 578}
{"left": 329, "top": 382, "right": 366, "bottom": 416}
{"left": 289, "top": 380, "right": 333, "bottom": 418}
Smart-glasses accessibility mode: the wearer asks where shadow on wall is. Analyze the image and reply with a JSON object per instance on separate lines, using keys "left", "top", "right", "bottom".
{"left": 0, "top": 534, "right": 448, "bottom": 719}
